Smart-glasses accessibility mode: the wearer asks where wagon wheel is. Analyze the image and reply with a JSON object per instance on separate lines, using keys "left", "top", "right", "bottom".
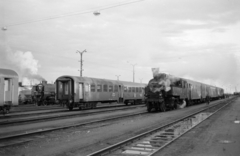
{"left": 91, "top": 103, "right": 95, "bottom": 109}
{"left": 37, "top": 101, "right": 41, "bottom": 106}
{"left": 67, "top": 102, "right": 73, "bottom": 111}
{"left": 62, "top": 101, "right": 67, "bottom": 107}
{"left": 6, "top": 106, "right": 10, "bottom": 114}
{"left": 43, "top": 100, "right": 47, "bottom": 106}
{"left": 174, "top": 100, "right": 178, "bottom": 110}
{"left": 2, "top": 107, "right": 7, "bottom": 115}
{"left": 147, "top": 102, "right": 152, "bottom": 112}
{"left": 160, "top": 101, "right": 166, "bottom": 112}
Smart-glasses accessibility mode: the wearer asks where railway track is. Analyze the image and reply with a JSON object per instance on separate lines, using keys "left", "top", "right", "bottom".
{"left": 0, "top": 109, "right": 149, "bottom": 147}
{"left": 9, "top": 103, "right": 130, "bottom": 114}
{"left": 10, "top": 105, "right": 64, "bottom": 113}
{"left": 0, "top": 105, "right": 145, "bottom": 126}
{"left": 86, "top": 98, "right": 235, "bottom": 156}
{"left": 3, "top": 103, "right": 144, "bottom": 120}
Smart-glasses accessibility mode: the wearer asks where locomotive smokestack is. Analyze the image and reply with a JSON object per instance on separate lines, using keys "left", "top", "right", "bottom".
{"left": 152, "top": 68, "right": 160, "bottom": 78}
{"left": 18, "top": 82, "right": 23, "bottom": 87}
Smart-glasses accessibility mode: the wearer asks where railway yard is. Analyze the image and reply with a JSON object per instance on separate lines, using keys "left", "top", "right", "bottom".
{"left": 1, "top": 1, "right": 240, "bottom": 155}
{"left": 0, "top": 96, "right": 239, "bottom": 156}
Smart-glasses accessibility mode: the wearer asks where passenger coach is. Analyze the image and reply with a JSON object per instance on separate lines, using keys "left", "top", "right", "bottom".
{"left": 0, "top": 68, "right": 19, "bottom": 114}
{"left": 56, "top": 76, "right": 146, "bottom": 110}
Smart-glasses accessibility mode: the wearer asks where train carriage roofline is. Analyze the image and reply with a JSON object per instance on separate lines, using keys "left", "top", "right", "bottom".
{"left": 160, "top": 73, "right": 223, "bottom": 90}
{"left": 56, "top": 75, "right": 146, "bottom": 86}
{"left": 0, "top": 68, "right": 18, "bottom": 78}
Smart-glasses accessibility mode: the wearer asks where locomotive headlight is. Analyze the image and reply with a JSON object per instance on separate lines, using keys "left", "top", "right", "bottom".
{"left": 69, "top": 100, "right": 73, "bottom": 103}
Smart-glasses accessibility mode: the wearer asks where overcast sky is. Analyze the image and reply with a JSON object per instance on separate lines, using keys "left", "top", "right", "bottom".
{"left": 0, "top": 0, "right": 240, "bottom": 93}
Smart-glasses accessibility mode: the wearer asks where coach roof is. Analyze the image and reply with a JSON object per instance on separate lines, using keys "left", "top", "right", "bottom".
{"left": 0, "top": 68, "right": 18, "bottom": 78}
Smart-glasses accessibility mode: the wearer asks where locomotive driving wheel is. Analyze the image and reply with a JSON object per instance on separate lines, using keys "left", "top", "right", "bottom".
{"left": 67, "top": 101, "right": 73, "bottom": 111}
{"left": 43, "top": 100, "right": 47, "bottom": 106}
{"left": 147, "top": 102, "right": 152, "bottom": 112}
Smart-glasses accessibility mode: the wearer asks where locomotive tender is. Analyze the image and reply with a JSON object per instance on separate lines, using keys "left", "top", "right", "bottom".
{"left": 31, "top": 81, "right": 56, "bottom": 106}
{"left": 55, "top": 76, "right": 146, "bottom": 110}
{"left": 0, "top": 68, "right": 19, "bottom": 114}
{"left": 145, "top": 73, "right": 224, "bottom": 112}
{"left": 19, "top": 89, "right": 32, "bottom": 104}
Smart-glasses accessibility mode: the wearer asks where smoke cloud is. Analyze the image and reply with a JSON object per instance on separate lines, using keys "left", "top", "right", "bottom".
{"left": 0, "top": 43, "right": 45, "bottom": 83}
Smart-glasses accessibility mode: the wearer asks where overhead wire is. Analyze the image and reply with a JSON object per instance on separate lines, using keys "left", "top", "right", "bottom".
{"left": 3, "top": 0, "right": 145, "bottom": 28}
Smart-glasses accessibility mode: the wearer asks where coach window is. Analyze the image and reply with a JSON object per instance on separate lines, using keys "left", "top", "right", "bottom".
{"left": 136, "top": 87, "right": 138, "bottom": 93}
{"left": 132, "top": 87, "right": 135, "bottom": 92}
{"left": 58, "top": 82, "right": 63, "bottom": 91}
{"left": 124, "top": 86, "right": 128, "bottom": 92}
{"left": 97, "top": 84, "right": 102, "bottom": 92}
{"left": 128, "top": 87, "right": 131, "bottom": 92}
{"left": 109, "top": 85, "right": 113, "bottom": 92}
{"left": 91, "top": 84, "right": 96, "bottom": 92}
{"left": 65, "top": 83, "right": 68, "bottom": 95}
{"left": 103, "top": 84, "right": 108, "bottom": 92}
{"left": 85, "top": 84, "right": 89, "bottom": 92}
{"left": 4, "top": 78, "right": 10, "bottom": 91}
{"left": 114, "top": 85, "right": 118, "bottom": 92}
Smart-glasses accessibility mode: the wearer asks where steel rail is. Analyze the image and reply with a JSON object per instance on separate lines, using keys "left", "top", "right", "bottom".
{"left": 0, "top": 105, "right": 144, "bottom": 126}
{"left": 0, "top": 111, "right": 148, "bottom": 142}
{"left": 1, "top": 103, "right": 142, "bottom": 119}
{"left": 86, "top": 98, "right": 235, "bottom": 156}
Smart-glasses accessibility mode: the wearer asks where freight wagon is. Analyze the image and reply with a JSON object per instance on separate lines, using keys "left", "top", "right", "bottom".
{"left": 0, "top": 68, "right": 19, "bottom": 114}
{"left": 55, "top": 76, "right": 146, "bottom": 110}
{"left": 145, "top": 73, "right": 224, "bottom": 112}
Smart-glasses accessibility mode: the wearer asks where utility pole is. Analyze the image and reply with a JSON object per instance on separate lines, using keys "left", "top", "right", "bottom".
{"left": 127, "top": 61, "right": 137, "bottom": 83}
{"left": 76, "top": 49, "right": 87, "bottom": 77}
{"left": 115, "top": 75, "right": 121, "bottom": 80}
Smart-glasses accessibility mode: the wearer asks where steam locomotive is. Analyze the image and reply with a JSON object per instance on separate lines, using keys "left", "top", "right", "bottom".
{"left": 31, "top": 81, "right": 56, "bottom": 106}
{"left": 145, "top": 73, "right": 224, "bottom": 112}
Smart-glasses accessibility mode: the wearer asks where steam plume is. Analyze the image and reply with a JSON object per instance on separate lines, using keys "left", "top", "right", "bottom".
{"left": 0, "top": 43, "right": 45, "bottom": 83}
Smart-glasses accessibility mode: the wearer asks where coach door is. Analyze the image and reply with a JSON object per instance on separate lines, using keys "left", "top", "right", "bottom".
{"left": 57, "top": 79, "right": 72, "bottom": 100}
{"left": 78, "top": 83, "right": 84, "bottom": 100}
{"left": 118, "top": 85, "right": 123, "bottom": 102}
{"left": 188, "top": 83, "right": 192, "bottom": 100}
{"left": 4, "top": 78, "right": 12, "bottom": 104}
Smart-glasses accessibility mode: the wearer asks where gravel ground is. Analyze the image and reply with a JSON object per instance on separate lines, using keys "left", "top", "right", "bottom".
{"left": 155, "top": 96, "right": 240, "bottom": 156}
{"left": 0, "top": 98, "right": 230, "bottom": 156}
